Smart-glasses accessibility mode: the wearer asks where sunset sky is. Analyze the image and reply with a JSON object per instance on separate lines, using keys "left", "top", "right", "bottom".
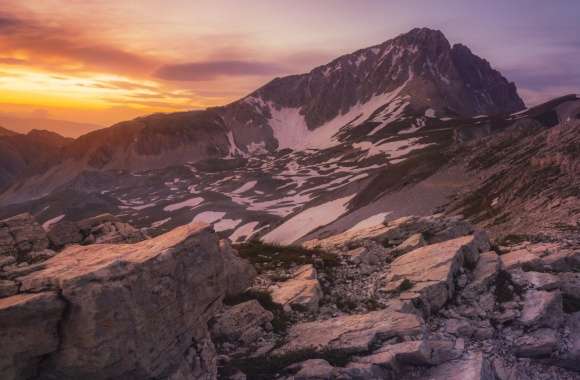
{"left": 1, "top": 0, "right": 579, "bottom": 136}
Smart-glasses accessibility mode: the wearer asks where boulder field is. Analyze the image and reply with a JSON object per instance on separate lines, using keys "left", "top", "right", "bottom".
{"left": 1, "top": 213, "right": 580, "bottom": 379}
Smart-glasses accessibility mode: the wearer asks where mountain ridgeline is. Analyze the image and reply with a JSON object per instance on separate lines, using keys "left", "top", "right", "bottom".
{"left": 0, "top": 28, "right": 523, "bottom": 198}
{"left": 0, "top": 27, "right": 577, "bottom": 247}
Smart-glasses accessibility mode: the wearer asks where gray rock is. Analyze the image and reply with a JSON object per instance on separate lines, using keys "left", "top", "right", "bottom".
{"left": 351, "top": 340, "right": 432, "bottom": 371}
{"left": 0, "top": 292, "right": 65, "bottom": 380}
{"left": 444, "top": 319, "right": 475, "bottom": 337}
{"left": 384, "top": 232, "right": 490, "bottom": 315}
{"left": 287, "top": 359, "right": 336, "bottom": 380}
{"left": 556, "top": 312, "right": 580, "bottom": 371}
{"left": 47, "top": 221, "right": 84, "bottom": 248}
{"left": 519, "top": 290, "right": 563, "bottom": 329}
{"left": 466, "top": 251, "right": 501, "bottom": 294}
{"left": 270, "top": 264, "right": 323, "bottom": 312}
{"left": 420, "top": 351, "right": 495, "bottom": 380}
{"left": 273, "top": 307, "right": 423, "bottom": 357}
{"left": 211, "top": 300, "right": 273, "bottom": 346}
{"left": 513, "top": 328, "right": 558, "bottom": 358}
{"left": 9, "top": 223, "right": 255, "bottom": 380}
{"left": 0, "top": 213, "right": 49, "bottom": 261}
{"left": 521, "top": 271, "right": 560, "bottom": 291}
{"left": 500, "top": 249, "right": 544, "bottom": 271}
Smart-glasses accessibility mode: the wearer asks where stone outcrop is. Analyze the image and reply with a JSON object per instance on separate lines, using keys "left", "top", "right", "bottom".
{"left": 269, "top": 264, "right": 323, "bottom": 312}
{"left": 48, "top": 213, "right": 147, "bottom": 248}
{"left": 274, "top": 307, "right": 423, "bottom": 357}
{"left": 0, "top": 292, "right": 65, "bottom": 380}
{"left": 0, "top": 213, "right": 49, "bottom": 261}
{"left": 210, "top": 300, "right": 273, "bottom": 356}
{"left": 0, "top": 223, "right": 255, "bottom": 380}
{"left": 383, "top": 231, "right": 490, "bottom": 314}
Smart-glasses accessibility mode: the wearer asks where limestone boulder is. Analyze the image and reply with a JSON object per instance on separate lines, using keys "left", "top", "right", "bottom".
{"left": 0, "top": 213, "right": 49, "bottom": 261}
{"left": 384, "top": 232, "right": 490, "bottom": 314}
{"left": 273, "top": 308, "right": 423, "bottom": 357}
{"left": 350, "top": 340, "right": 433, "bottom": 372}
{"left": 0, "top": 292, "right": 65, "bottom": 380}
{"left": 270, "top": 264, "right": 322, "bottom": 312}
{"left": 5, "top": 223, "right": 255, "bottom": 380}
{"left": 47, "top": 220, "right": 84, "bottom": 248}
{"left": 500, "top": 249, "right": 544, "bottom": 271}
{"left": 420, "top": 352, "right": 495, "bottom": 380}
{"left": 513, "top": 328, "right": 558, "bottom": 358}
{"left": 519, "top": 290, "right": 563, "bottom": 329}
{"left": 210, "top": 300, "right": 273, "bottom": 346}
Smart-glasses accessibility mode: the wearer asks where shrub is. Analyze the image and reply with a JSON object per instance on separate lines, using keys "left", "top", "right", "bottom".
{"left": 234, "top": 241, "right": 339, "bottom": 272}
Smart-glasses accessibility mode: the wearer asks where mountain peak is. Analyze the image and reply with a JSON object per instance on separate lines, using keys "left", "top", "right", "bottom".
{"left": 396, "top": 27, "right": 449, "bottom": 44}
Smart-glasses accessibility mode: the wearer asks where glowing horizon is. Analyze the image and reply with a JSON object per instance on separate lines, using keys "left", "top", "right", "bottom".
{"left": 1, "top": 0, "right": 579, "bottom": 136}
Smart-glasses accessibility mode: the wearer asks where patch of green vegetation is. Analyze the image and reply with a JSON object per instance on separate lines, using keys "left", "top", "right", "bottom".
{"left": 398, "top": 278, "right": 414, "bottom": 292}
{"left": 224, "top": 289, "right": 289, "bottom": 334}
{"left": 234, "top": 241, "right": 339, "bottom": 272}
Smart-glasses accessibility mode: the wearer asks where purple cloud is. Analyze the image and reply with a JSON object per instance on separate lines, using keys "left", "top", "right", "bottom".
{"left": 154, "top": 60, "right": 286, "bottom": 81}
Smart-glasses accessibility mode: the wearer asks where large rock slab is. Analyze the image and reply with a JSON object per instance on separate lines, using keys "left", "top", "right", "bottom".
{"left": 384, "top": 232, "right": 490, "bottom": 314}
{"left": 0, "top": 292, "right": 65, "bottom": 380}
{"left": 269, "top": 264, "right": 323, "bottom": 312}
{"left": 7, "top": 223, "right": 255, "bottom": 380}
{"left": 513, "top": 328, "right": 558, "bottom": 358}
{"left": 273, "top": 308, "right": 423, "bottom": 357}
{"left": 418, "top": 352, "right": 495, "bottom": 380}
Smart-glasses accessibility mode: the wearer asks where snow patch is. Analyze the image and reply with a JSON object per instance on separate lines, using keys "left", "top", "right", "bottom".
{"left": 229, "top": 221, "right": 266, "bottom": 242}
{"left": 232, "top": 180, "right": 257, "bottom": 194}
{"left": 262, "top": 195, "right": 355, "bottom": 245}
{"left": 192, "top": 211, "right": 226, "bottom": 225}
{"left": 163, "top": 197, "right": 204, "bottom": 212}
{"left": 214, "top": 218, "right": 242, "bottom": 232}
{"left": 346, "top": 212, "right": 392, "bottom": 233}
{"left": 151, "top": 217, "right": 171, "bottom": 228}
{"left": 42, "top": 214, "right": 65, "bottom": 231}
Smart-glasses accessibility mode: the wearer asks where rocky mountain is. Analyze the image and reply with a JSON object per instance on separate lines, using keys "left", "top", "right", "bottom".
{"left": 0, "top": 28, "right": 524, "bottom": 203}
{"left": 0, "top": 129, "right": 72, "bottom": 191}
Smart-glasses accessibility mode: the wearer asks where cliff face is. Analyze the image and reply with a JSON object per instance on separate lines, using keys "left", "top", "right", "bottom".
{"left": 0, "top": 222, "right": 255, "bottom": 380}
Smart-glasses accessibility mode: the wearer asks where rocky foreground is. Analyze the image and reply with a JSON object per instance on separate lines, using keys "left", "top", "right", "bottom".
{"left": 1, "top": 213, "right": 580, "bottom": 379}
